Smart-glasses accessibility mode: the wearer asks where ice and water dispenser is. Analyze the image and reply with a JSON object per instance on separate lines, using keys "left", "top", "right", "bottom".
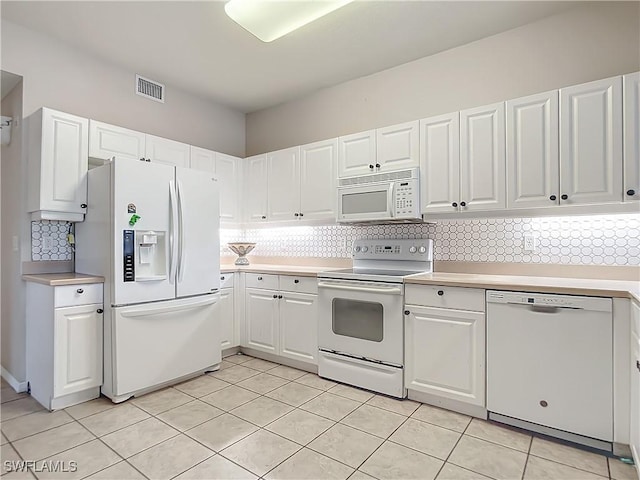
{"left": 123, "top": 230, "right": 167, "bottom": 282}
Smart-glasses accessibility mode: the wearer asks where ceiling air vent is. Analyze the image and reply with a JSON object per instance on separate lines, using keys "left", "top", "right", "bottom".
{"left": 136, "top": 74, "right": 165, "bottom": 103}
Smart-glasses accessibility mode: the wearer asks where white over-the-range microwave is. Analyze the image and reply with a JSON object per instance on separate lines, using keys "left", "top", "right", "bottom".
{"left": 336, "top": 168, "right": 422, "bottom": 223}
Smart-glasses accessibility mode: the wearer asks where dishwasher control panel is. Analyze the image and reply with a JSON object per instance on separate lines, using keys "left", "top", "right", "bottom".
{"left": 486, "top": 291, "right": 612, "bottom": 312}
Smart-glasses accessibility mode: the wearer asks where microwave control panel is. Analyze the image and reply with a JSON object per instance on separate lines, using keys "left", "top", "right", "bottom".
{"left": 395, "top": 182, "right": 417, "bottom": 217}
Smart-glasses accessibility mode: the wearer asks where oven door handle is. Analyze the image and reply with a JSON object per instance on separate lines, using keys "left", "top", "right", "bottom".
{"left": 318, "top": 282, "right": 403, "bottom": 295}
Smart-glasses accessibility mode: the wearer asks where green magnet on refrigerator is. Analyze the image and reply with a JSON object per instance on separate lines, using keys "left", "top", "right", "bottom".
{"left": 129, "top": 214, "right": 141, "bottom": 226}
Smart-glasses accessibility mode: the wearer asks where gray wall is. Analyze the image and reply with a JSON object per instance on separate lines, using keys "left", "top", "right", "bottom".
{"left": 1, "top": 20, "right": 246, "bottom": 157}
{"left": 246, "top": 2, "right": 640, "bottom": 155}
{"left": 1, "top": 80, "right": 27, "bottom": 382}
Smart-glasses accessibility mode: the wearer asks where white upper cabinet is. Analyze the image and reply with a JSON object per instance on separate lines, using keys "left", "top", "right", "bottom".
{"left": 460, "top": 102, "right": 506, "bottom": 212}
{"left": 299, "top": 138, "right": 337, "bottom": 221}
{"left": 244, "top": 154, "right": 268, "bottom": 222}
{"left": 624, "top": 72, "right": 640, "bottom": 202}
{"left": 216, "top": 152, "right": 242, "bottom": 223}
{"left": 376, "top": 120, "right": 419, "bottom": 172}
{"left": 506, "top": 91, "right": 559, "bottom": 209}
{"left": 145, "top": 134, "right": 190, "bottom": 168}
{"left": 560, "top": 76, "right": 622, "bottom": 205}
{"left": 28, "top": 108, "right": 89, "bottom": 221}
{"left": 88, "top": 120, "right": 146, "bottom": 165}
{"left": 338, "top": 130, "right": 376, "bottom": 178}
{"left": 267, "top": 147, "right": 301, "bottom": 222}
{"left": 189, "top": 146, "right": 216, "bottom": 172}
{"left": 419, "top": 112, "right": 460, "bottom": 214}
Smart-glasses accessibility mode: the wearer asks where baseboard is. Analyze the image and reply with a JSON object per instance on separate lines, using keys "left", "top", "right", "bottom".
{"left": 1, "top": 366, "right": 28, "bottom": 393}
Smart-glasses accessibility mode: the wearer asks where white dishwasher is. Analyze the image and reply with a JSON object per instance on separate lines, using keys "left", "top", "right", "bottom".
{"left": 486, "top": 291, "right": 613, "bottom": 451}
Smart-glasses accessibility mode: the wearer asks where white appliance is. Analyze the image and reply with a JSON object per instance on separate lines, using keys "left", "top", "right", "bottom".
{"left": 486, "top": 291, "right": 613, "bottom": 451}
{"left": 317, "top": 239, "right": 433, "bottom": 398}
{"left": 76, "top": 159, "right": 221, "bottom": 403}
{"left": 336, "top": 168, "right": 421, "bottom": 223}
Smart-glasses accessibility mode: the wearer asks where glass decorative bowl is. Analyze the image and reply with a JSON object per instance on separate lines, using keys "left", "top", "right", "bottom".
{"left": 227, "top": 242, "right": 256, "bottom": 265}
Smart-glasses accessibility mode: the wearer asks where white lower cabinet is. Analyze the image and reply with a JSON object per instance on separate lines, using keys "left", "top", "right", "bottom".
{"left": 404, "top": 285, "right": 486, "bottom": 410}
{"left": 243, "top": 274, "right": 317, "bottom": 365}
{"left": 219, "top": 288, "right": 236, "bottom": 350}
{"left": 26, "top": 282, "right": 104, "bottom": 410}
{"left": 631, "top": 301, "right": 640, "bottom": 468}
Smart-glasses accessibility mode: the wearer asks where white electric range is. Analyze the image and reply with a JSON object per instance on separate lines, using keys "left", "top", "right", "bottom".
{"left": 317, "top": 238, "right": 433, "bottom": 398}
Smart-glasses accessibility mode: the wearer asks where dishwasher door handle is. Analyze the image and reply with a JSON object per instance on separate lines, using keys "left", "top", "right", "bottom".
{"left": 505, "top": 302, "right": 583, "bottom": 313}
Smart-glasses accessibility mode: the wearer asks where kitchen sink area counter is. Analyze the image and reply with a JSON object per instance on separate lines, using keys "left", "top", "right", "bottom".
{"left": 220, "top": 263, "right": 347, "bottom": 277}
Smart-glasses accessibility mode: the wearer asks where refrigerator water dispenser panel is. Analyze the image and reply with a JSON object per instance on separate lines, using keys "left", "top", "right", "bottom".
{"left": 134, "top": 230, "right": 167, "bottom": 282}
{"left": 123, "top": 230, "right": 135, "bottom": 282}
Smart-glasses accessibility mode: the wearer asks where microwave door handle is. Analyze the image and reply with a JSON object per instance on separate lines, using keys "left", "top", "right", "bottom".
{"left": 387, "top": 182, "right": 395, "bottom": 217}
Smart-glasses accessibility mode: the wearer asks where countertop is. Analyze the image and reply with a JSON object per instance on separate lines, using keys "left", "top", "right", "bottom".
{"left": 405, "top": 272, "right": 640, "bottom": 302}
{"left": 22, "top": 273, "right": 105, "bottom": 286}
{"left": 221, "top": 263, "right": 639, "bottom": 302}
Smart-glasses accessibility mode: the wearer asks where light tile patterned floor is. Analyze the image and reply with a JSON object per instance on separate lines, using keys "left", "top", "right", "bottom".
{"left": 1, "top": 355, "right": 637, "bottom": 480}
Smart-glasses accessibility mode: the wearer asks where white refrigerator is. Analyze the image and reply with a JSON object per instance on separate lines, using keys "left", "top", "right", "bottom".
{"left": 76, "top": 159, "right": 221, "bottom": 402}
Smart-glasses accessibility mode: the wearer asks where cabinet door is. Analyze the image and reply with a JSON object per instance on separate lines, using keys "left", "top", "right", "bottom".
{"left": 377, "top": 120, "right": 419, "bottom": 172}
{"left": 190, "top": 146, "right": 216, "bottom": 173}
{"left": 560, "top": 76, "right": 623, "bottom": 205}
{"left": 36, "top": 108, "right": 89, "bottom": 215}
{"left": 405, "top": 305, "right": 485, "bottom": 407}
{"left": 338, "top": 130, "right": 376, "bottom": 178}
{"left": 245, "top": 288, "right": 278, "bottom": 354}
{"left": 631, "top": 302, "right": 640, "bottom": 467}
{"left": 279, "top": 292, "right": 317, "bottom": 365}
{"left": 299, "top": 139, "right": 337, "bottom": 221}
{"left": 460, "top": 102, "right": 506, "bottom": 212}
{"left": 89, "top": 120, "right": 145, "bottom": 164}
{"left": 244, "top": 154, "right": 268, "bottom": 222}
{"left": 419, "top": 112, "right": 460, "bottom": 214}
{"left": 216, "top": 153, "right": 242, "bottom": 223}
{"left": 219, "top": 288, "right": 236, "bottom": 350}
{"left": 54, "top": 304, "right": 103, "bottom": 397}
{"left": 145, "top": 134, "right": 190, "bottom": 168}
{"left": 267, "top": 147, "right": 300, "bottom": 222}
{"left": 624, "top": 72, "right": 640, "bottom": 202}
{"left": 506, "top": 91, "right": 560, "bottom": 209}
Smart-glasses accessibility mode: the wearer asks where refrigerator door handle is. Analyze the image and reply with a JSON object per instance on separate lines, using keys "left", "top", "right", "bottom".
{"left": 176, "top": 179, "right": 185, "bottom": 282}
{"left": 169, "top": 180, "right": 179, "bottom": 284}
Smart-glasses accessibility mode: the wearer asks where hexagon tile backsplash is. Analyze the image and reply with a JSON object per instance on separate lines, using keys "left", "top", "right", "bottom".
{"left": 35, "top": 214, "right": 640, "bottom": 266}
{"left": 222, "top": 213, "right": 640, "bottom": 266}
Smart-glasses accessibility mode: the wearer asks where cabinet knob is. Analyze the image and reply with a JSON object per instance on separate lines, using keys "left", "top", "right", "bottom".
{"left": 278, "top": 295, "right": 283, "bottom": 299}
{"left": 97, "top": 308, "right": 103, "bottom": 314}
{"left": 627, "top": 189, "right": 636, "bottom": 196}
{"left": 404, "top": 310, "right": 410, "bottom": 315}
{"left": 549, "top": 195, "right": 557, "bottom": 201}
{"left": 140, "top": 157, "right": 146, "bottom": 162}
{"left": 299, "top": 213, "right": 304, "bottom": 217}
{"left": 437, "top": 290, "right": 444, "bottom": 296}
{"left": 273, "top": 294, "right": 277, "bottom": 298}
{"left": 294, "top": 213, "right": 299, "bottom": 217}
{"left": 636, "top": 360, "right": 640, "bottom": 372}
{"left": 369, "top": 164, "right": 374, "bottom": 169}
{"left": 80, "top": 203, "right": 87, "bottom": 209}
{"left": 257, "top": 276, "right": 263, "bottom": 280}
{"left": 539, "top": 400, "right": 548, "bottom": 408}
{"left": 146, "top": 158, "right": 151, "bottom": 162}
{"left": 261, "top": 215, "right": 266, "bottom": 219}
{"left": 221, "top": 276, "right": 225, "bottom": 280}
{"left": 76, "top": 288, "right": 84, "bottom": 294}
{"left": 460, "top": 202, "right": 466, "bottom": 207}
{"left": 452, "top": 202, "right": 458, "bottom": 208}
{"left": 375, "top": 163, "right": 380, "bottom": 168}
{"left": 294, "top": 279, "right": 299, "bottom": 284}
{"left": 561, "top": 194, "right": 568, "bottom": 200}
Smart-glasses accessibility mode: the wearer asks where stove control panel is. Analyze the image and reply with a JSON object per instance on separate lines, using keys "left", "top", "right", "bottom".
{"left": 352, "top": 238, "right": 433, "bottom": 261}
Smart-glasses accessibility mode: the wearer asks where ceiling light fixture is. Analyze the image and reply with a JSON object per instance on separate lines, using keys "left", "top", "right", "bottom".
{"left": 224, "top": 0, "right": 352, "bottom": 43}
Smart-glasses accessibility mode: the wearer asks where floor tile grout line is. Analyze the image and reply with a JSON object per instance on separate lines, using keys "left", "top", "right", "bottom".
{"left": 520, "top": 434, "right": 534, "bottom": 480}
{"left": 527, "top": 452, "right": 612, "bottom": 479}
{"left": 87, "top": 435, "right": 151, "bottom": 480}
{"left": 1, "top": 413, "right": 77, "bottom": 444}
{"left": 431, "top": 412, "right": 479, "bottom": 480}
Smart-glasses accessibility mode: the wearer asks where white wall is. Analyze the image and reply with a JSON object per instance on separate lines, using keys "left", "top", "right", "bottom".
{"left": 1, "top": 20, "right": 246, "bottom": 157}
{"left": 1, "top": 80, "right": 26, "bottom": 382}
{"left": 246, "top": 2, "right": 640, "bottom": 155}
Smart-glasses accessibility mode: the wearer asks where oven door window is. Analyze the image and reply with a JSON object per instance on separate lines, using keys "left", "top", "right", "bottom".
{"left": 332, "top": 298, "right": 383, "bottom": 342}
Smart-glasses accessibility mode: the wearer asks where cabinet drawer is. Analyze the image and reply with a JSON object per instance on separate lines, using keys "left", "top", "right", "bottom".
{"left": 279, "top": 275, "right": 318, "bottom": 294}
{"left": 55, "top": 283, "right": 103, "bottom": 308}
{"left": 219, "top": 273, "right": 235, "bottom": 289}
{"left": 405, "top": 284, "right": 485, "bottom": 312}
{"left": 245, "top": 273, "right": 279, "bottom": 290}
